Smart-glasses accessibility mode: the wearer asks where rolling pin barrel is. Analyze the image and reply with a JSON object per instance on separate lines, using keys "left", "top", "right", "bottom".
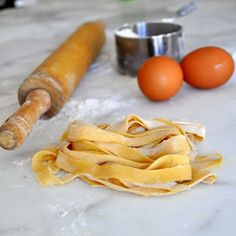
{"left": 0, "top": 20, "right": 105, "bottom": 150}
{"left": 19, "top": 20, "right": 105, "bottom": 117}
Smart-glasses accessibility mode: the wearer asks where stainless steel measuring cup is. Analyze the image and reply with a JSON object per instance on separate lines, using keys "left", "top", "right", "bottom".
{"left": 115, "top": 21, "right": 184, "bottom": 76}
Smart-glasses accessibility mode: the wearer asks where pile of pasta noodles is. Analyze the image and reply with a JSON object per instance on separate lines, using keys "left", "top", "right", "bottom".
{"left": 32, "top": 115, "right": 223, "bottom": 196}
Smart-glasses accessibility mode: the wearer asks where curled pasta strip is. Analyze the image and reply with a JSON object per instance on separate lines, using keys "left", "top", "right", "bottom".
{"left": 32, "top": 115, "right": 223, "bottom": 196}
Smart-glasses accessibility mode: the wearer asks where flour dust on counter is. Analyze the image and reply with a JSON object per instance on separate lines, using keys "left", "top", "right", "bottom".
{"left": 29, "top": 95, "right": 137, "bottom": 148}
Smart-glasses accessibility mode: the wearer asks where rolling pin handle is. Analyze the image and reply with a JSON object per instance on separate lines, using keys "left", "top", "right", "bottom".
{"left": 0, "top": 89, "right": 51, "bottom": 150}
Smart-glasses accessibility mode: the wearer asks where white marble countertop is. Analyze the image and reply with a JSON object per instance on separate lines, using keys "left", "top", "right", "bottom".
{"left": 0, "top": 0, "right": 236, "bottom": 235}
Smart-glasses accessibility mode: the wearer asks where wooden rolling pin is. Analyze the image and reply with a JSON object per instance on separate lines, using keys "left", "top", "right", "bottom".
{"left": 0, "top": 20, "right": 105, "bottom": 150}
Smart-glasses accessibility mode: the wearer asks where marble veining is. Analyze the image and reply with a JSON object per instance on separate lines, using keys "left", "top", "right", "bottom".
{"left": 0, "top": 0, "right": 236, "bottom": 235}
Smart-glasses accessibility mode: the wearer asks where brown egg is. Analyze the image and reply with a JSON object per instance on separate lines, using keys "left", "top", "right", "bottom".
{"left": 137, "top": 56, "right": 183, "bottom": 101}
{"left": 181, "top": 46, "right": 235, "bottom": 89}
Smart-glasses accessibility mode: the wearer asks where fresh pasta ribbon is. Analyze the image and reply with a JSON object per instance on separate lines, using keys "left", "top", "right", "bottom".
{"left": 32, "top": 115, "right": 223, "bottom": 196}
